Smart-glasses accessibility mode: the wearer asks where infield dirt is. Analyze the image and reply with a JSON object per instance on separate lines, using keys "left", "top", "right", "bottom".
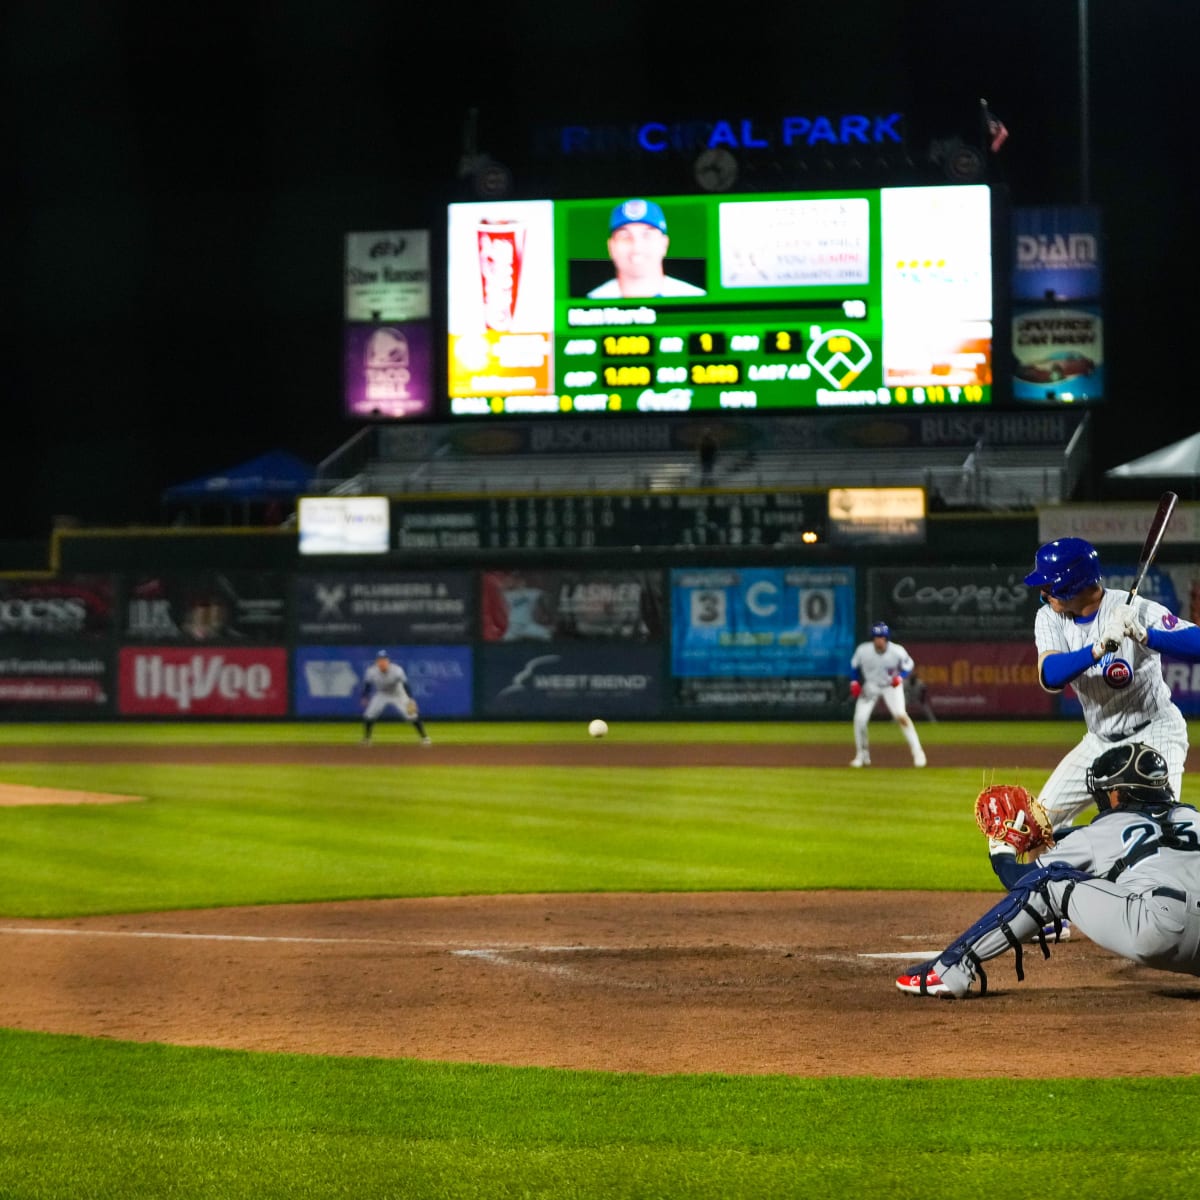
{"left": 2, "top": 738, "right": 1198, "bottom": 1078}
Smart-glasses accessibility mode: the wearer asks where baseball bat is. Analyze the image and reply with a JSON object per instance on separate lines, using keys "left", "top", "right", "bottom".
{"left": 1103, "top": 489, "right": 1178, "bottom": 652}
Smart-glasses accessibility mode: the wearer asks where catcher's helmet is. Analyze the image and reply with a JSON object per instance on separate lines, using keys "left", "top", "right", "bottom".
{"left": 870, "top": 622, "right": 890, "bottom": 638}
{"left": 1086, "top": 742, "right": 1174, "bottom": 811}
{"left": 1023, "top": 537, "right": 1102, "bottom": 599}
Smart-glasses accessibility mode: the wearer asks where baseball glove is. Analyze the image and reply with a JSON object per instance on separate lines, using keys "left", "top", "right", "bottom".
{"left": 403, "top": 696, "right": 419, "bottom": 720}
{"left": 974, "top": 784, "right": 1055, "bottom": 854}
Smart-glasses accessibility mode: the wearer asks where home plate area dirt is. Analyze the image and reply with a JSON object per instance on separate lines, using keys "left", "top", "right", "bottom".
{"left": 2, "top": 738, "right": 1199, "bottom": 1078}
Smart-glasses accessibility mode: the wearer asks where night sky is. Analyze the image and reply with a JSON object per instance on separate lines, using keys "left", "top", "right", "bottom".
{"left": 5, "top": 1, "right": 1191, "bottom": 541}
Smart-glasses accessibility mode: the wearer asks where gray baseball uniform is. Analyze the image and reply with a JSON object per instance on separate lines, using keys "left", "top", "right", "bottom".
{"left": 1034, "top": 592, "right": 1191, "bottom": 826}
{"left": 913, "top": 801, "right": 1200, "bottom": 998}
{"left": 362, "top": 660, "right": 415, "bottom": 722}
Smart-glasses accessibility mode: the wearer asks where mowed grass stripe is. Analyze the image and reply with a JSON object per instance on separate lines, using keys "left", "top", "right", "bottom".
{"left": 0, "top": 763, "right": 1020, "bottom": 915}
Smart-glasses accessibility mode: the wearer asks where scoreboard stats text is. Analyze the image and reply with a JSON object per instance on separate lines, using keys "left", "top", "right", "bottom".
{"left": 447, "top": 186, "right": 994, "bottom": 417}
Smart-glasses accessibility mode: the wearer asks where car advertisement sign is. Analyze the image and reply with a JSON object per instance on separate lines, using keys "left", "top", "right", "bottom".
{"left": 1012, "top": 304, "right": 1103, "bottom": 404}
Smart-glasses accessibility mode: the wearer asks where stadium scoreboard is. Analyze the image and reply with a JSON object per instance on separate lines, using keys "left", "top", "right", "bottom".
{"left": 447, "top": 186, "right": 995, "bottom": 418}
{"left": 390, "top": 491, "right": 828, "bottom": 552}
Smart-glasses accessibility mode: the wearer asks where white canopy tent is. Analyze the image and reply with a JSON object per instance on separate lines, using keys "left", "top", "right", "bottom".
{"left": 1105, "top": 432, "right": 1200, "bottom": 480}
{"left": 1105, "top": 432, "right": 1200, "bottom": 499}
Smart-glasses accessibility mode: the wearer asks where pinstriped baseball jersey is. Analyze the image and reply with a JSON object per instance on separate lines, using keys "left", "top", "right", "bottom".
{"left": 1033, "top": 591, "right": 1192, "bottom": 742}
{"left": 850, "top": 640, "right": 914, "bottom": 699}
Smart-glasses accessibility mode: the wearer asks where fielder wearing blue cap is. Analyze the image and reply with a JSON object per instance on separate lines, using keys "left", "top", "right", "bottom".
{"left": 586, "top": 198, "right": 706, "bottom": 300}
{"left": 847, "top": 622, "right": 927, "bottom": 768}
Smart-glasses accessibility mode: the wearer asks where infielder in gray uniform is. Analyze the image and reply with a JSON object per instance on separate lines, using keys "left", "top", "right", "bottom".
{"left": 898, "top": 742, "right": 1200, "bottom": 998}
{"left": 361, "top": 650, "right": 431, "bottom": 746}
{"left": 1022, "top": 537, "right": 1200, "bottom": 832}
{"left": 848, "top": 622, "right": 927, "bottom": 768}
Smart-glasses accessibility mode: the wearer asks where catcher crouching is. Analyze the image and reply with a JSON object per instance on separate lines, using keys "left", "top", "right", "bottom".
{"left": 897, "top": 743, "right": 1200, "bottom": 998}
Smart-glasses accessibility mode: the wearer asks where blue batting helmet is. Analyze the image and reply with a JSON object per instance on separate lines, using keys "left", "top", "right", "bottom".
{"left": 870, "top": 622, "right": 890, "bottom": 638}
{"left": 1023, "top": 537, "right": 1101, "bottom": 599}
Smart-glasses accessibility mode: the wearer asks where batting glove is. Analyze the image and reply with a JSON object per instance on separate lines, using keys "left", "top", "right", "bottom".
{"left": 1122, "top": 610, "right": 1149, "bottom": 644}
{"left": 1096, "top": 614, "right": 1127, "bottom": 650}
{"left": 849, "top": 680, "right": 862, "bottom": 698}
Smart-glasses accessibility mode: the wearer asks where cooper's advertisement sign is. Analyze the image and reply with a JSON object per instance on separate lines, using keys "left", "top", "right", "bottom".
{"left": 867, "top": 566, "right": 1041, "bottom": 642}
{"left": 118, "top": 648, "right": 288, "bottom": 716}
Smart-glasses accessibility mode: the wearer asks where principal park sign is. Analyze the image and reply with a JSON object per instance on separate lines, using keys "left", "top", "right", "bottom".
{"left": 543, "top": 114, "right": 906, "bottom": 157}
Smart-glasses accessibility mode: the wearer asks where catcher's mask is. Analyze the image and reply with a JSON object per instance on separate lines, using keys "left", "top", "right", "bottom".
{"left": 1023, "top": 537, "right": 1101, "bottom": 600}
{"left": 1086, "top": 742, "right": 1174, "bottom": 812}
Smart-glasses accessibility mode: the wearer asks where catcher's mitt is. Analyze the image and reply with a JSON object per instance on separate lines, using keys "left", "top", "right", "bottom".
{"left": 403, "top": 696, "right": 419, "bottom": 720}
{"left": 974, "top": 784, "right": 1054, "bottom": 854}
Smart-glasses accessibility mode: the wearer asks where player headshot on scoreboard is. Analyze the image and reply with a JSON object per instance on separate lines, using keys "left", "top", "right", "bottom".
{"left": 585, "top": 198, "right": 707, "bottom": 299}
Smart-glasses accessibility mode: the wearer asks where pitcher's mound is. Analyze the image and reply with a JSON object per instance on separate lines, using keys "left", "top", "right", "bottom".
{"left": 0, "top": 784, "right": 143, "bottom": 807}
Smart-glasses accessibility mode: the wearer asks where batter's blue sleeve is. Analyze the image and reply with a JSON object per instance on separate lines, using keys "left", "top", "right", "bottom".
{"left": 1040, "top": 644, "right": 1096, "bottom": 690}
{"left": 1147, "top": 625, "right": 1200, "bottom": 658}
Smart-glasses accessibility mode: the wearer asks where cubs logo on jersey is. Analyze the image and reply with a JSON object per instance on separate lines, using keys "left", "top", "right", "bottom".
{"left": 1101, "top": 657, "right": 1133, "bottom": 689}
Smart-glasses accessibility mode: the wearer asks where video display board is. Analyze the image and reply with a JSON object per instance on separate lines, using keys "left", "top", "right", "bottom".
{"left": 447, "top": 186, "right": 994, "bottom": 417}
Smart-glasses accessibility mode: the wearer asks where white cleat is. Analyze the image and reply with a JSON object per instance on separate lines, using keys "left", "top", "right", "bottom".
{"left": 420, "top": 736, "right": 433, "bottom": 747}
{"left": 913, "top": 753, "right": 927, "bottom": 768}
{"left": 849, "top": 756, "right": 869, "bottom": 768}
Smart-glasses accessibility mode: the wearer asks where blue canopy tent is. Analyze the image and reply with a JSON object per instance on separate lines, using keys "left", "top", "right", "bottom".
{"left": 162, "top": 450, "right": 315, "bottom": 525}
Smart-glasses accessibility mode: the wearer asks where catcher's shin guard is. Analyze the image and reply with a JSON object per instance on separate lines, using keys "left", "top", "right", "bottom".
{"left": 937, "top": 863, "right": 1089, "bottom": 993}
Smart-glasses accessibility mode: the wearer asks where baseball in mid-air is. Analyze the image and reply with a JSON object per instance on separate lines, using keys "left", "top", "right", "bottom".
{"left": 588, "top": 718, "right": 609, "bottom": 739}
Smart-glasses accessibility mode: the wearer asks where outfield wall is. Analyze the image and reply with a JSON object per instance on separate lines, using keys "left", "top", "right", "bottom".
{"left": 4, "top": 532, "right": 1200, "bottom": 721}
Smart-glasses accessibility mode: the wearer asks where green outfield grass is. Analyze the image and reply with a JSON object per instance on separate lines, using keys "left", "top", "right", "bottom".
{"left": 5, "top": 720, "right": 1190, "bottom": 1200}
{"left": 0, "top": 718, "right": 1083, "bottom": 747}
{"left": 0, "top": 757, "right": 1039, "bottom": 915}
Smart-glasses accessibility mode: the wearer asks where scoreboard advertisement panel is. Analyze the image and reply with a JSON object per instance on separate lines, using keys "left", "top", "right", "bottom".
{"left": 447, "top": 185, "right": 994, "bottom": 418}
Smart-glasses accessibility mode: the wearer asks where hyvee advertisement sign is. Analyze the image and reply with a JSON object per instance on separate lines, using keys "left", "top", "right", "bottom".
{"left": 118, "top": 648, "right": 288, "bottom": 715}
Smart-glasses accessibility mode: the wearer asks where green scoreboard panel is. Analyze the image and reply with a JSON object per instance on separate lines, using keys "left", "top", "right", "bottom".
{"left": 448, "top": 186, "right": 994, "bottom": 417}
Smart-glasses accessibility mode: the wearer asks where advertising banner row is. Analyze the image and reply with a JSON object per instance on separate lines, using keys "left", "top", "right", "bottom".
{"left": 4, "top": 561, "right": 1200, "bottom": 720}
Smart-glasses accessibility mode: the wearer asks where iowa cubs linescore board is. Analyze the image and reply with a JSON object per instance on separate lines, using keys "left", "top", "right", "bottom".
{"left": 447, "top": 185, "right": 995, "bottom": 417}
